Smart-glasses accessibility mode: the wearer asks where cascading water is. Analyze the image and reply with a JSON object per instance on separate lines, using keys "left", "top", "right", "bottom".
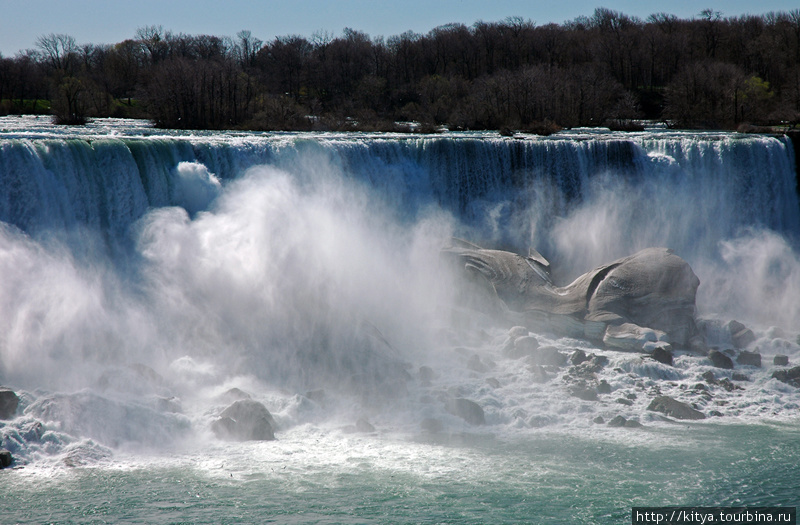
{"left": 0, "top": 117, "right": 798, "bottom": 524}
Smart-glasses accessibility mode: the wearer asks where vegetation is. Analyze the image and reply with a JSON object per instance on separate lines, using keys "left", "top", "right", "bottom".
{"left": 1, "top": 8, "right": 799, "bottom": 132}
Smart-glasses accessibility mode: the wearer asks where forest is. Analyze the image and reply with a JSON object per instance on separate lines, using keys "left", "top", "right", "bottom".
{"left": 1, "top": 8, "right": 800, "bottom": 132}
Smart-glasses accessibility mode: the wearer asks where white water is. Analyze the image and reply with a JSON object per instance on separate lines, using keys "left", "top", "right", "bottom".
{"left": 0, "top": 117, "right": 799, "bottom": 522}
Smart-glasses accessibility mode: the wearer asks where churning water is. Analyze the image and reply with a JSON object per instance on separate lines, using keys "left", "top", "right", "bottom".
{"left": 1, "top": 116, "right": 798, "bottom": 523}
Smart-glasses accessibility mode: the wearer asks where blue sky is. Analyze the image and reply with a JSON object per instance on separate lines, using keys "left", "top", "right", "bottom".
{"left": 1, "top": 0, "right": 798, "bottom": 57}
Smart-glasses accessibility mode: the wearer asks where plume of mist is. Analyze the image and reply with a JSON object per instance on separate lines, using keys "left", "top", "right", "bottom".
{"left": 1, "top": 156, "right": 459, "bottom": 400}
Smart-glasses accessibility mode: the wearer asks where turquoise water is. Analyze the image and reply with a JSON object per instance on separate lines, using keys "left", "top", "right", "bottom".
{"left": 4, "top": 422, "right": 798, "bottom": 524}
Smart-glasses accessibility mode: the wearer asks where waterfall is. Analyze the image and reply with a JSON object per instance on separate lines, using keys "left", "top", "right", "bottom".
{"left": 1, "top": 131, "right": 796, "bottom": 268}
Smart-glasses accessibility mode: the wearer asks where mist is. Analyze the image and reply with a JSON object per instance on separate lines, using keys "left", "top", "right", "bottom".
{"left": 0, "top": 158, "right": 460, "bottom": 405}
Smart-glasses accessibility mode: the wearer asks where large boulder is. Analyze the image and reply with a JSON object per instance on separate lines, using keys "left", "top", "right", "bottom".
{"left": 647, "top": 395, "right": 705, "bottom": 420}
{"left": 445, "top": 398, "right": 485, "bottom": 425}
{"left": 211, "top": 400, "right": 276, "bottom": 441}
{"left": 444, "top": 241, "right": 699, "bottom": 351}
{"left": 0, "top": 388, "right": 19, "bottom": 419}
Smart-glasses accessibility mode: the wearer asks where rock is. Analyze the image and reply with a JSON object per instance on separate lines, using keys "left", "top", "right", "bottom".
{"left": 728, "top": 320, "right": 756, "bottom": 348}
{"left": 505, "top": 335, "right": 539, "bottom": 359}
{"left": 731, "top": 372, "right": 750, "bottom": 382}
{"left": 570, "top": 349, "right": 589, "bottom": 365}
{"left": 569, "top": 385, "right": 599, "bottom": 401}
{"left": 467, "top": 354, "right": 489, "bottom": 373}
{"left": 0, "top": 388, "right": 19, "bottom": 419}
{"left": 486, "top": 377, "right": 501, "bottom": 388}
{"left": 305, "top": 389, "right": 326, "bottom": 405}
{"left": 774, "top": 355, "right": 789, "bottom": 366}
{"left": 647, "top": 396, "right": 705, "bottom": 420}
{"left": 419, "top": 366, "right": 437, "bottom": 385}
{"left": 772, "top": 366, "right": 800, "bottom": 388}
{"left": 597, "top": 380, "right": 612, "bottom": 394}
{"left": 420, "top": 418, "right": 444, "bottom": 433}
{"left": 702, "top": 370, "right": 716, "bottom": 383}
{"left": 603, "top": 323, "right": 668, "bottom": 352}
{"left": 593, "top": 416, "right": 605, "bottom": 424}
{"left": 0, "top": 449, "right": 12, "bottom": 468}
{"left": 508, "top": 326, "right": 529, "bottom": 339}
{"left": 217, "top": 388, "right": 251, "bottom": 403}
{"left": 736, "top": 351, "right": 761, "bottom": 367}
{"left": 445, "top": 398, "right": 485, "bottom": 425}
{"left": 444, "top": 243, "right": 700, "bottom": 348}
{"left": 528, "top": 364, "right": 550, "bottom": 384}
{"left": 624, "top": 419, "right": 643, "bottom": 428}
{"left": 651, "top": 347, "right": 673, "bottom": 366}
{"left": 708, "top": 349, "right": 734, "bottom": 369}
{"left": 709, "top": 410, "right": 724, "bottom": 417}
{"left": 616, "top": 397, "right": 634, "bottom": 406}
{"left": 211, "top": 399, "right": 276, "bottom": 441}
{"left": 607, "top": 415, "right": 627, "bottom": 427}
{"left": 530, "top": 346, "right": 567, "bottom": 367}
{"left": 355, "top": 417, "right": 376, "bottom": 433}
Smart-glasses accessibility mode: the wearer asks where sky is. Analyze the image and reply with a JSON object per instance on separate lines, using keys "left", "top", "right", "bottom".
{"left": 1, "top": 0, "right": 798, "bottom": 57}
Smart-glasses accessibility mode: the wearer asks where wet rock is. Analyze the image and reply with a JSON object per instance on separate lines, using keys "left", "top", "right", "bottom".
{"left": 647, "top": 395, "right": 705, "bottom": 420}
{"left": 211, "top": 399, "right": 276, "bottom": 441}
{"left": 728, "top": 320, "right": 756, "bottom": 348}
{"left": 419, "top": 366, "right": 437, "bottom": 385}
{"left": 506, "top": 335, "right": 539, "bottom": 359}
{"left": 305, "top": 389, "right": 326, "bottom": 405}
{"left": 597, "top": 380, "right": 612, "bottom": 394}
{"left": 607, "top": 415, "right": 627, "bottom": 427}
{"left": 528, "top": 364, "right": 550, "bottom": 384}
{"left": 616, "top": 397, "right": 634, "bottom": 406}
{"left": 508, "top": 326, "right": 529, "bottom": 339}
{"left": 0, "top": 449, "right": 13, "bottom": 468}
{"left": 651, "top": 347, "right": 673, "bottom": 366}
{"left": 217, "top": 388, "right": 251, "bottom": 403}
{"left": 569, "top": 385, "right": 599, "bottom": 401}
{"left": 467, "top": 354, "right": 489, "bottom": 373}
{"left": 570, "top": 349, "right": 589, "bottom": 365}
{"left": 421, "top": 418, "right": 444, "bottom": 433}
{"left": 709, "top": 410, "right": 724, "bottom": 417}
{"left": 624, "top": 419, "right": 643, "bottom": 428}
{"left": 0, "top": 388, "right": 19, "bottom": 419}
{"left": 708, "top": 349, "right": 734, "bottom": 370}
{"left": 774, "top": 355, "right": 789, "bottom": 366}
{"left": 717, "top": 378, "right": 740, "bottom": 392}
{"left": 731, "top": 372, "right": 750, "bottom": 382}
{"left": 486, "top": 377, "right": 501, "bottom": 388}
{"left": 593, "top": 416, "right": 605, "bottom": 424}
{"left": 526, "top": 346, "right": 567, "bottom": 367}
{"left": 355, "top": 417, "right": 376, "bottom": 433}
{"left": 445, "top": 398, "right": 485, "bottom": 425}
{"left": 702, "top": 370, "right": 716, "bottom": 383}
{"left": 736, "top": 351, "right": 761, "bottom": 367}
{"left": 568, "top": 354, "right": 609, "bottom": 379}
{"left": 772, "top": 366, "right": 800, "bottom": 388}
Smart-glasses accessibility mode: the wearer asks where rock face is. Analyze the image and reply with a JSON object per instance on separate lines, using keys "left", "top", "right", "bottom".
{"left": 0, "top": 388, "right": 19, "bottom": 419}
{"left": 444, "top": 240, "right": 699, "bottom": 351}
{"left": 212, "top": 400, "right": 276, "bottom": 441}
{"left": 647, "top": 395, "right": 705, "bottom": 420}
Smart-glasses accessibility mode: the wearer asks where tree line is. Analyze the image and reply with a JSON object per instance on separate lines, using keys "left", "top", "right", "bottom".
{"left": 1, "top": 8, "right": 799, "bottom": 131}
